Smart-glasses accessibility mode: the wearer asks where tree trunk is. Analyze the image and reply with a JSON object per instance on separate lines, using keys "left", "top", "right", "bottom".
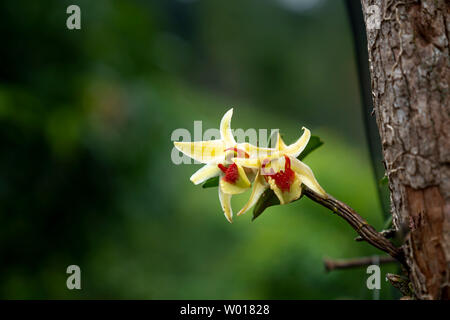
{"left": 360, "top": 0, "right": 449, "bottom": 299}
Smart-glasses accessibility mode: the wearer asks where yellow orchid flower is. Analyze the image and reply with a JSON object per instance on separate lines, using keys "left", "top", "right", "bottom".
{"left": 233, "top": 127, "right": 327, "bottom": 216}
{"left": 174, "top": 108, "right": 268, "bottom": 223}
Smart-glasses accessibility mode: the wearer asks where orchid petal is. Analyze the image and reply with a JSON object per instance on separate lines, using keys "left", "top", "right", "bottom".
{"left": 220, "top": 108, "right": 236, "bottom": 146}
{"left": 237, "top": 142, "right": 275, "bottom": 159}
{"left": 274, "top": 131, "right": 287, "bottom": 151}
{"left": 289, "top": 156, "right": 327, "bottom": 197}
{"left": 232, "top": 157, "right": 261, "bottom": 169}
{"left": 282, "top": 127, "right": 311, "bottom": 158}
{"left": 218, "top": 186, "right": 233, "bottom": 223}
{"left": 174, "top": 140, "right": 225, "bottom": 164}
{"left": 190, "top": 164, "right": 222, "bottom": 185}
{"left": 237, "top": 171, "right": 269, "bottom": 216}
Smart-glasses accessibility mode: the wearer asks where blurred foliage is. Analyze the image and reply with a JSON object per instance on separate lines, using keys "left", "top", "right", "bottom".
{"left": 0, "top": 0, "right": 397, "bottom": 299}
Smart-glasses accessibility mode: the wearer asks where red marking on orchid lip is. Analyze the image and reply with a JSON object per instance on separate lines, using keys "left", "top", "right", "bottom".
{"left": 264, "top": 156, "right": 295, "bottom": 192}
{"left": 218, "top": 164, "right": 228, "bottom": 174}
{"left": 224, "top": 163, "right": 239, "bottom": 183}
{"left": 225, "top": 147, "right": 250, "bottom": 158}
{"left": 217, "top": 163, "right": 239, "bottom": 184}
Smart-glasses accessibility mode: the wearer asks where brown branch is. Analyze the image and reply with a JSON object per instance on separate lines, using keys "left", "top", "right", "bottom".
{"left": 303, "top": 186, "right": 406, "bottom": 267}
{"left": 355, "top": 228, "right": 396, "bottom": 242}
{"left": 324, "top": 256, "right": 397, "bottom": 272}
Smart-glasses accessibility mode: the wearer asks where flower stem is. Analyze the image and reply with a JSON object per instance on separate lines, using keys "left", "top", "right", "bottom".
{"left": 303, "top": 186, "right": 406, "bottom": 267}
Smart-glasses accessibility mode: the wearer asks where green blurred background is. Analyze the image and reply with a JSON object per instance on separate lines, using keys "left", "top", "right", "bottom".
{"left": 0, "top": 0, "right": 397, "bottom": 299}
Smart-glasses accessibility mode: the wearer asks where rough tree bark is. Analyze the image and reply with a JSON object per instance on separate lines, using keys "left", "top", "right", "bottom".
{"left": 360, "top": 0, "right": 449, "bottom": 299}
